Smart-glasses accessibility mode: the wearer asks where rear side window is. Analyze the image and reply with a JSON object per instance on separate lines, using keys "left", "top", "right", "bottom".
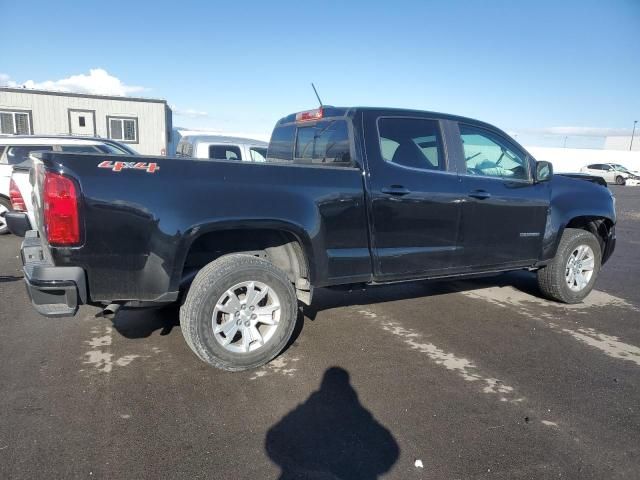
{"left": 250, "top": 147, "right": 267, "bottom": 162}
{"left": 5, "top": 146, "right": 54, "bottom": 165}
{"left": 95, "top": 143, "right": 130, "bottom": 155}
{"left": 294, "top": 120, "right": 351, "bottom": 166}
{"left": 378, "top": 118, "right": 444, "bottom": 170}
{"left": 209, "top": 145, "right": 242, "bottom": 161}
{"left": 267, "top": 125, "right": 296, "bottom": 162}
{"left": 60, "top": 145, "right": 101, "bottom": 153}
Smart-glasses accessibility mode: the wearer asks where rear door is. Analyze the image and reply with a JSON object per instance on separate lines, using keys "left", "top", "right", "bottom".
{"left": 452, "top": 123, "right": 549, "bottom": 269}
{"left": 601, "top": 165, "right": 615, "bottom": 183}
{"left": 363, "top": 111, "right": 463, "bottom": 280}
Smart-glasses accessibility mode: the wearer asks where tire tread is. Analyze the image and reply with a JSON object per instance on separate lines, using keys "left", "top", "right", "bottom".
{"left": 537, "top": 228, "right": 601, "bottom": 304}
{"left": 180, "top": 254, "right": 297, "bottom": 371}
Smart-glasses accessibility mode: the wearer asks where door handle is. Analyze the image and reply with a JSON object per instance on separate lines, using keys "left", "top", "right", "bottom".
{"left": 468, "top": 189, "right": 491, "bottom": 200}
{"left": 381, "top": 185, "right": 411, "bottom": 196}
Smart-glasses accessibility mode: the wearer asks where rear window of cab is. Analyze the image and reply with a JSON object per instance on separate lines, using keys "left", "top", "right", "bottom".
{"left": 267, "top": 119, "right": 352, "bottom": 167}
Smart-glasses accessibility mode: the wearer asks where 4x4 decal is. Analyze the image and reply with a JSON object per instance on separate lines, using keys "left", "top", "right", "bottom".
{"left": 98, "top": 160, "right": 159, "bottom": 173}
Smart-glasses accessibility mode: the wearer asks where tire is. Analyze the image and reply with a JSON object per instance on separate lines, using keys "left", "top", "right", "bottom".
{"left": 0, "top": 197, "right": 11, "bottom": 235}
{"left": 615, "top": 175, "right": 625, "bottom": 185}
{"left": 537, "top": 228, "right": 602, "bottom": 304}
{"left": 180, "top": 254, "right": 298, "bottom": 371}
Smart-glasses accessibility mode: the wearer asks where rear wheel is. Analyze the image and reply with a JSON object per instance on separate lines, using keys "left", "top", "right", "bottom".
{"left": 0, "top": 197, "right": 11, "bottom": 235}
{"left": 537, "top": 228, "right": 601, "bottom": 304}
{"left": 615, "top": 175, "right": 625, "bottom": 185}
{"left": 180, "top": 254, "right": 298, "bottom": 371}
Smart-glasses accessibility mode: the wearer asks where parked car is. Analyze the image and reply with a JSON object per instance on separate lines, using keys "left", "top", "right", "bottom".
{"left": 579, "top": 163, "right": 640, "bottom": 185}
{"left": 3, "top": 136, "right": 136, "bottom": 236}
{"left": 15, "top": 106, "right": 616, "bottom": 371}
{"left": 175, "top": 135, "right": 268, "bottom": 162}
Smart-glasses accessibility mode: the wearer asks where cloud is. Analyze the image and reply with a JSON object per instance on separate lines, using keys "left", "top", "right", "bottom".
{"left": 0, "top": 69, "right": 146, "bottom": 96}
{"left": 172, "top": 107, "right": 209, "bottom": 118}
{"left": 519, "top": 126, "right": 634, "bottom": 137}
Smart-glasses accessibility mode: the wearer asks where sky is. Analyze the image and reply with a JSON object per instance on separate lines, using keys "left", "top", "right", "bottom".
{"left": 1, "top": 0, "right": 639, "bottom": 148}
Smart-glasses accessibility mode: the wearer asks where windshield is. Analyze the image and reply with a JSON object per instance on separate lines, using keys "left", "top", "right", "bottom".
{"left": 612, "top": 165, "right": 629, "bottom": 173}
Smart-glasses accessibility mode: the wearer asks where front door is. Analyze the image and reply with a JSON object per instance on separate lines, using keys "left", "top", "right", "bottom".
{"left": 454, "top": 123, "right": 549, "bottom": 269}
{"left": 68, "top": 109, "right": 95, "bottom": 136}
{"left": 364, "top": 113, "right": 462, "bottom": 280}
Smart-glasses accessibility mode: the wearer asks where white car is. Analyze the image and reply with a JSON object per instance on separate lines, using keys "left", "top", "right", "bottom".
{"left": 175, "top": 135, "right": 268, "bottom": 162}
{"left": 1, "top": 136, "right": 135, "bottom": 235}
{"left": 579, "top": 163, "right": 640, "bottom": 186}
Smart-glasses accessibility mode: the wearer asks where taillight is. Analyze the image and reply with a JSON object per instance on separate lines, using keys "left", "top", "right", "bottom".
{"left": 9, "top": 178, "right": 26, "bottom": 211}
{"left": 43, "top": 171, "right": 80, "bottom": 246}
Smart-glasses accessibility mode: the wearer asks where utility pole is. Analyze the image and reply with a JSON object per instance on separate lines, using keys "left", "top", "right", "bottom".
{"left": 631, "top": 120, "right": 638, "bottom": 151}
{"left": 563, "top": 136, "right": 568, "bottom": 148}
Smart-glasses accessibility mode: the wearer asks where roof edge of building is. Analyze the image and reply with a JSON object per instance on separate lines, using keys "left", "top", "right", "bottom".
{"left": 0, "top": 86, "right": 168, "bottom": 105}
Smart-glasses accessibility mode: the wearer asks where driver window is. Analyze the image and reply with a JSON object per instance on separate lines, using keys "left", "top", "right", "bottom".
{"left": 460, "top": 125, "right": 529, "bottom": 180}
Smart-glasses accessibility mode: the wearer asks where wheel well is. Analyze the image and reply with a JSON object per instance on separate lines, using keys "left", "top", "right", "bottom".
{"left": 565, "top": 216, "right": 613, "bottom": 257}
{"left": 182, "top": 228, "right": 309, "bottom": 290}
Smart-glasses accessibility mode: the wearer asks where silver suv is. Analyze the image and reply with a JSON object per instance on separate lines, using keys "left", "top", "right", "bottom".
{"left": 1, "top": 136, "right": 135, "bottom": 235}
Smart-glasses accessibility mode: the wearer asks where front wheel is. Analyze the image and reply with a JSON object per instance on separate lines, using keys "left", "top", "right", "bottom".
{"left": 536, "top": 228, "right": 602, "bottom": 304}
{"left": 180, "top": 254, "right": 299, "bottom": 371}
{"left": 615, "top": 175, "right": 626, "bottom": 185}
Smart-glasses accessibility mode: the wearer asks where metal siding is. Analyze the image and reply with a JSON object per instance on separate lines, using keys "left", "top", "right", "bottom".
{"left": 0, "top": 90, "right": 167, "bottom": 154}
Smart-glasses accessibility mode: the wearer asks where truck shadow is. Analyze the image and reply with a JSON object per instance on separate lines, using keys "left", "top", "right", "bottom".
{"left": 109, "top": 303, "right": 307, "bottom": 351}
{"left": 304, "top": 270, "right": 542, "bottom": 320}
{"left": 0, "top": 275, "right": 23, "bottom": 283}
{"left": 108, "top": 271, "right": 540, "bottom": 342}
{"left": 109, "top": 304, "right": 181, "bottom": 339}
{"left": 265, "top": 366, "right": 399, "bottom": 480}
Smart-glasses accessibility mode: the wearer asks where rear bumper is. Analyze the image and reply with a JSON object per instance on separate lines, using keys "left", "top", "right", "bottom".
{"left": 6, "top": 211, "right": 32, "bottom": 237}
{"left": 21, "top": 230, "right": 87, "bottom": 317}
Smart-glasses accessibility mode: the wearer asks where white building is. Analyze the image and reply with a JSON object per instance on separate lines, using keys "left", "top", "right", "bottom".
{"left": 604, "top": 136, "right": 640, "bottom": 152}
{"left": 0, "top": 87, "right": 172, "bottom": 155}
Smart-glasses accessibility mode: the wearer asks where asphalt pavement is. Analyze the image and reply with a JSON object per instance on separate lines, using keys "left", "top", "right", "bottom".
{"left": 1, "top": 186, "right": 639, "bottom": 479}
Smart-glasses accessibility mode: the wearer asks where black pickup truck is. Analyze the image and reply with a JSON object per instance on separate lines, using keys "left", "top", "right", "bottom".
{"left": 15, "top": 106, "right": 616, "bottom": 371}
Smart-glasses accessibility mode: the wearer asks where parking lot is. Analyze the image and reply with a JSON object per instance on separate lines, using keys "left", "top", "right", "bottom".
{"left": 0, "top": 185, "right": 637, "bottom": 479}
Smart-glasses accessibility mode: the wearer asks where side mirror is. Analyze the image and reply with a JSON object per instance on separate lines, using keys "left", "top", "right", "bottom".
{"left": 536, "top": 161, "right": 553, "bottom": 183}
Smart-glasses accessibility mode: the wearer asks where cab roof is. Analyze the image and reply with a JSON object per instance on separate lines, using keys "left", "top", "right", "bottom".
{"left": 275, "top": 106, "right": 504, "bottom": 131}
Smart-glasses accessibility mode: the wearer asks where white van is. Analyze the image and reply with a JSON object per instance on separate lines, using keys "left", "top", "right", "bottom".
{"left": 175, "top": 135, "right": 268, "bottom": 162}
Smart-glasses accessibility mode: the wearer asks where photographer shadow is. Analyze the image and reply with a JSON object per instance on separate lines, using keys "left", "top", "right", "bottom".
{"left": 266, "top": 367, "right": 399, "bottom": 480}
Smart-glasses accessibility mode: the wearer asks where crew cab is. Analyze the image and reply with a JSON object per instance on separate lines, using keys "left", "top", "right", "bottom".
{"left": 15, "top": 107, "right": 616, "bottom": 371}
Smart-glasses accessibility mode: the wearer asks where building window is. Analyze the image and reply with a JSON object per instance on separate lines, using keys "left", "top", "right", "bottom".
{"left": 108, "top": 116, "right": 138, "bottom": 143}
{"left": 0, "top": 110, "right": 32, "bottom": 135}
{"left": 79, "top": 116, "right": 86, "bottom": 127}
